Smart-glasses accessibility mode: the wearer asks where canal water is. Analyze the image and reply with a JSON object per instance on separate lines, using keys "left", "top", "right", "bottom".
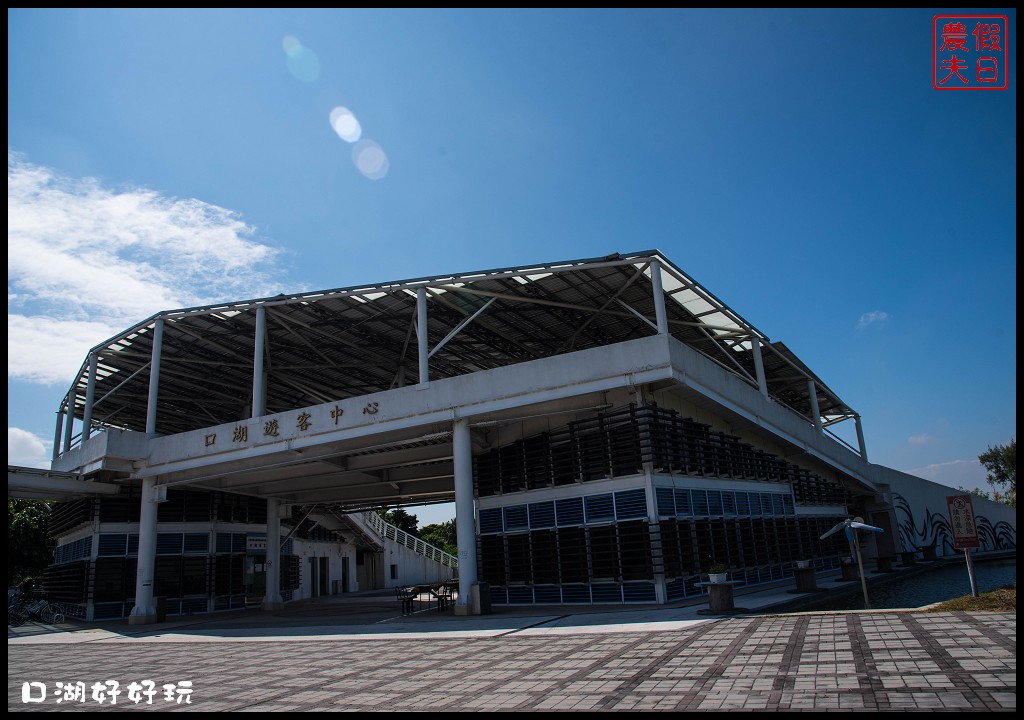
{"left": 806, "top": 557, "right": 1016, "bottom": 611}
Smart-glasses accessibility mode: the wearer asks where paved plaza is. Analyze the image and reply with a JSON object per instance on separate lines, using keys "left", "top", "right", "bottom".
{"left": 8, "top": 589, "right": 1016, "bottom": 712}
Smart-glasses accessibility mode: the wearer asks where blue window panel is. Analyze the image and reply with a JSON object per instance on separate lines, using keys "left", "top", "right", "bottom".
{"left": 183, "top": 533, "right": 209, "bottom": 554}
{"left": 759, "top": 494, "right": 774, "bottom": 515}
{"left": 98, "top": 534, "right": 128, "bottom": 557}
{"left": 585, "top": 494, "right": 615, "bottom": 523}
{"left": 533, "top": 585, "right": 561, "bottom": 604}
{"left": 722, "top": 491, "right": 737, "bottom": 516}
{"left": 479, "top": 508, "right": 504, "bottom": 534}
{"left": 706, "top": 490, "right": 723, "bottom": 516}
{"left": 128, "top": 534, "right": 139, "bottom": 556}
{"left": 504, "top": 505, "right": 529, "bottom": 531}
{"left": 215, "top": 533, "right": 234, "bottom": 554}
{"left": 691, "top": 489, "right": 709, "bottom": 517}
{"left": 561, "top": 584, "right": 591, "bottom": 603}
{"left": 623, "top": 582, "right": 657, "bottom": 603}
{"left": 591, "top": 584, "right": 623, "bottom": 603}
{"left": 156, "top": 533, "right": 183, "bottom": 555}
{"left": 232, "top": 533, "right": 247, "bottom": 554}
{"left": 674, "top": 489, "right": 692, "bottom": 516}
{"left": 771, "top": 494, "right": 784, "bottom": 516}
{"left": 490, "top": 586, "right": 508, "bottom": 605}
{"left": 614, "top": 489, "right": 648, "bottom": 520}
{"left": 556, "top": 497, "right": 585, "bottom": 526}
{"left": 735, "top": 492, "right": 750, "bottom": 515}
{"left": 58, "top": 536, "right": 92, "bottom": 563}
{"left": 655, "top": 487, "right": 675, "bottom": 517}
{"left": 745, "top": 568, "right": 760, "bottom": 586}
{"left": 528, "top": 501, "right": 556, "bottom": 529}
{"left": 782, "top": 495, "right": 795, "bottom": 515}
{"left": 281, "top": 590, "right": 293, "bottom": 603}
{"left": 507, "top": 586, "right": 534, "bottom": 604}
{"left": 281, "top": 538, "right": 293, "bottom": 555}
{"left": 214, "top": 596, "right": 231, "bottom": 610}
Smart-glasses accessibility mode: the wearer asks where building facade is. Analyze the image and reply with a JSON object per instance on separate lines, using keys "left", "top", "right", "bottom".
{"left": 18, "top": 251, "right": 1014, "bottom": 620}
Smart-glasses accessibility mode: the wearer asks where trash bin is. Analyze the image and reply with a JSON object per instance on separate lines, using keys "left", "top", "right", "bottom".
{"left": 155, "top": 596, "right": 166, "bottom": 623}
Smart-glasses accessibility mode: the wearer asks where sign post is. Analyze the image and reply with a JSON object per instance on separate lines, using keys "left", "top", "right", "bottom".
{"left": 946, "top": 495, "right": 980, "bottom": 597}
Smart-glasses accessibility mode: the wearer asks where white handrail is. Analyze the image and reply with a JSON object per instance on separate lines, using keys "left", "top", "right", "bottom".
{"left": 362, "top": 511, "right": 458, "bottom": 568}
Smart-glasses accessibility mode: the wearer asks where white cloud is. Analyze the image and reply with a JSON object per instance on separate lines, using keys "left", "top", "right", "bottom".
{"left": 908, "top": 458, "right": 988, "bottom": 492}
{"left": 7, "top": 152, "right": 285, "bottom": 386}
{"left": 7, "top": 427, "right": 51, "bottom": 469}
{"left": 856, "top": 310, "right": 889, "bottom": 330}
{"left": 907, "top": 433, "right": 936, "bottom": 446}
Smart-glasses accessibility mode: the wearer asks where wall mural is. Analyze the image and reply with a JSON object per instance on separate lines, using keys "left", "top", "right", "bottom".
{"left": 893, "top": 492, "right": 1016, "bottom": 556}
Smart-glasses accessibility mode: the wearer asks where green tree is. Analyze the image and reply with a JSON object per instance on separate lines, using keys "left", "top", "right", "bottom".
{"left": 7, "top": 500, "right": 55, "bottom": 588}
{"left": 419, "top": 519, "right": 458, "bottom": 555}
{"left": 377, "top": 507, "right": 419, "bottom": 535}
{"left": 978, "top": 439, "right": 1016, "bottom": 507}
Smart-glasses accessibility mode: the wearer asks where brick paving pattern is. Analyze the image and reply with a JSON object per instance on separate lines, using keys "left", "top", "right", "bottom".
{"left": 8, "top": 612, "right": 1015, "bottom": 711}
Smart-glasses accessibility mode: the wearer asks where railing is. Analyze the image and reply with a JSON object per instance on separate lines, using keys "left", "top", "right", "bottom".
{"left": 362, "top": 512, "right": 459, "bottom": 569}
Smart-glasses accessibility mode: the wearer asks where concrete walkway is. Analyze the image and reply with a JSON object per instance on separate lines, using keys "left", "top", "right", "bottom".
{"left": 8, "top": 572, "right": 1016, "bottom": 711}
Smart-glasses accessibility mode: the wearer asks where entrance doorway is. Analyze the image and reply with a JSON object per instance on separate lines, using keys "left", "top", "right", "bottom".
{"left": 245, "top": 554, "right": 266, "bottom": 605}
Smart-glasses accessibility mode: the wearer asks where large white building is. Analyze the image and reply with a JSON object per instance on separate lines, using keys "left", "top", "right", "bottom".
{"left": 14, "top": 251, "right": 1016, "bottom": 621}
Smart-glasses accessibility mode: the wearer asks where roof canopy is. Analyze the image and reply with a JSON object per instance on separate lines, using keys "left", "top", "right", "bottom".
{"left": 60, "top": 251, "right": 856, "bottom": 440}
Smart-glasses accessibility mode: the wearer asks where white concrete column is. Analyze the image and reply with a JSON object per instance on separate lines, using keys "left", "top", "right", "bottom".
{"left": 81, "top": 353, "right": 98, "bottom": 441}
{"left": 52, "top": 410, "right": 64, "bottom": 461}
{"left": 263, "top": 498, "right": 284, "bottom": 610}
{"left": 417, "top": 287, "right": 429, "bottom": 385}
{"left": 146, "top": 319, "right": 164, "bottom": 435}
{"left": 453, "top": 418, "right": 478, "bottom": 611}
{"left": 650, "top": 260, "right": 669, "bottom": 336}
{"left": 643, "top": 467, "right": 668, "bottom": 604}
{"left": 750, "top": 338, "right": 769, "bottom": 398}
{"left": 62, "top": 389, "right": 77, "bottom": 453}
{"left": 129, "top": 477, "right": 159, "bottom": 624}
{"left": 252, "top": 306, "right": 266, "bottom": 418}
{"left": 807, "top": 379, "right": 823, "bottom": 433}
{"left": 855, "top": 414, "right": 868, "bottom": 462}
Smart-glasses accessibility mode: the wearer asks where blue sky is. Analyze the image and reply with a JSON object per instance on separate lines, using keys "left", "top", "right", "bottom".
{"left": 8, "top": 9, "right": 1016, "bottom": 525}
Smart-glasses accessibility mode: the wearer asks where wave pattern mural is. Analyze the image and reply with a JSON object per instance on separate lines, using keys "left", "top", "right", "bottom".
{"left": 893, "top": 492, "right": 1016, "bottom": 556}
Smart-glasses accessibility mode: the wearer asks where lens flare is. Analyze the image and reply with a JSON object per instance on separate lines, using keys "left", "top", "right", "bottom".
{"left": 281, "top": 35, "right": 320, "bottom": 83}
{"left": 352, "top": 140, "right": 389, "bottom": 180}
{"left": 329, "top": 106, "right": 362, "bottom": 143}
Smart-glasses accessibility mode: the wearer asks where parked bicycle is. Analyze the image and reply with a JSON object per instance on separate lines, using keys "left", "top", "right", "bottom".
{"left": 7, "top": 593, "right": 65, "bottom": 626}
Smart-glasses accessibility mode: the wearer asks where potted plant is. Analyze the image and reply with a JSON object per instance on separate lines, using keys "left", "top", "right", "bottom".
{"left": 708, "top": 564, "right": 729, "bottom": 583}
{"left": 795, "top": 559, "right": 811, "bottom": 569}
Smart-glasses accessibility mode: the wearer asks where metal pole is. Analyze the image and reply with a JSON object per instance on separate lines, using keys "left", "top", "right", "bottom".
{"left": 751, "top": 338, "right": 769, "bottom": 398}
{"left": 81, "top": 353, "right": 98, "bottom": 441}
{"left": 146, "top": 318, "right": 164, "bottom": 435}
{"left": 252, "top": 306, "right": 266, "bottom": 418}
{"left": 62, "top": 389, "right": 77, "bottom": 453}
{"left": 417, "top": 287, "right": 429, "bottom": 384}
{"left": 965, "top": 548, "right": 979, "bottom": 598}
{"left": 52, "top": 410, "right": 64, "bottom": 461}
{"left": 853, "top": 530, "right": 870, "bottom": 608}
{"left": 807, "top": 379, "right": 823, "bottom": 432}
{"left": 855, "top": 414, "right": 868, "bottom": 462}
{"left": 650, "top": 259, "right": 669, "bottom": 336}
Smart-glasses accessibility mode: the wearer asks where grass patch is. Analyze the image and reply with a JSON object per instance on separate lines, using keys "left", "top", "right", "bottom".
{"left": 927, "top": 583, "right": 1015, "bottom": 612}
